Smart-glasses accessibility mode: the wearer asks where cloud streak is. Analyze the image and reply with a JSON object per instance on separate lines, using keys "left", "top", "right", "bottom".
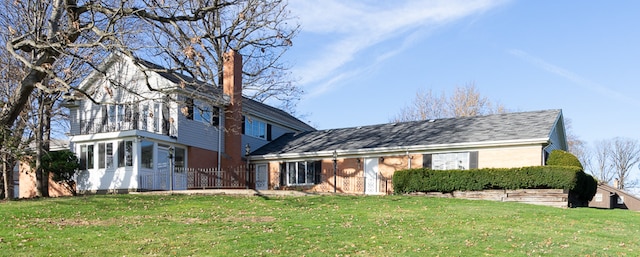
{"left": 288, "top": 0, "right": 510, "bottom": 97}
{"left": 508, "top": 49, "right": 638, "bottom": 107}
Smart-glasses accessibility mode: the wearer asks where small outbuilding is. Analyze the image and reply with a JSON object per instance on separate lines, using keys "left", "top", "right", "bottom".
{"left": 589, "top": 183, "right": 640, "bottom": 211}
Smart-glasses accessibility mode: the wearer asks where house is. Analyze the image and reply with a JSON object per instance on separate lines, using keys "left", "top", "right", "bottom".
{"left": 66, "top": 50, "right": 314, "bottom": 194}
{"left": 589, "top": 183, "right": 640, "bottom": 211}
{"left": 17, "top": 139, "right": 73, "bottom": 198}
{"left": 248, "top": 109, "right": 567, "bottom": 195}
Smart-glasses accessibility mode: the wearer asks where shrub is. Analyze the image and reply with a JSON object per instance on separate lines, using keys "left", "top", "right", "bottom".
{"left": 547, "top": 150, "right": 583, "bottom": 169}
{"left": 393, "top": 166, "right": 597, "bottom": 202}
{"left": 41, "top": 150, "right": 80, "bottom": 195}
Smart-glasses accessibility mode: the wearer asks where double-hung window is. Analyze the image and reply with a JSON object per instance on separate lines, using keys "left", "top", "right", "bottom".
{"left": 79, "top": 144, "right": 94, "bottom": 170}
{"left": 186, "top": 98, "right": 220, "bottom": 126}
{"left": 118, "top": 140, "right": 133, "bottom": 167}
{"left": 244, "top": 116, "right": 266, "bottom": 139}
{"left": 98, "top": 142, "right": 113, "bottom": 169}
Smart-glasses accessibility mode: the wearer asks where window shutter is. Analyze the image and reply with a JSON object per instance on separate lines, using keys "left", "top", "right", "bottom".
{"left": 469, "top": 151, "right": 479, "bottom": 169}
{"left": 101, "top": 105, "right": 108, "bottom": 125}
{"left": 186, "top": 98, "right": 194, "bottom": 120}
{"left": 266, "top": 124, "right": 272, "bottom": 141}
{"left": 241, "top": 116, "right": 246, "bottom": 134}
{"left": 422, "top": 154, "right": 432, "bottom": 169}
{"left": 279, "top": 162, "right": 286, "bottom": 187}
{"left": 212, "top": 107, "right": 220, "bottom": 126}
{"left": 314, "top": 161, "right": 322, "bottom": 184}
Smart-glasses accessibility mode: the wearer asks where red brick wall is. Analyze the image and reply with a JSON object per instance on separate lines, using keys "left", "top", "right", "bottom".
{"left": 187, "top": 146, "right": 218, "bottom": 169}
{"left": 222, "top": 50, "right": 243, "bottom": 168}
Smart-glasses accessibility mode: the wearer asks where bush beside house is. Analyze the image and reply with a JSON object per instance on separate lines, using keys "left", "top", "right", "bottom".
{"left": 393, "top": 150, "right": 597, "bottom": 207}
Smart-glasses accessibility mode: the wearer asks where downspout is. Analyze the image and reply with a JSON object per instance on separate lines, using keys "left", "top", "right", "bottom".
{"left": 217, "top": 108, "right": 222, "bottom": 170}
{"left": 542, "top": 143, "right": 551, "bottom": 166}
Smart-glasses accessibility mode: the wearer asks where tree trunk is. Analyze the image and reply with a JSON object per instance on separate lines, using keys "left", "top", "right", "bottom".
{"left": 2, "top": 155, "right": 15, "bottom": 199}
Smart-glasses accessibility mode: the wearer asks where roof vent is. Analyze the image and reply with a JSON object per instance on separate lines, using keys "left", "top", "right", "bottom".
{"left": 428, "top": 119, "right": 436, "bottom": 123}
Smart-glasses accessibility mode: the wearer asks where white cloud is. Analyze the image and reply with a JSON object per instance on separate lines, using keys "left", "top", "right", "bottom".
{"left": 508, "top": 49, "right": 638, "bottom": 107}
{"left": 288, "top": 0, "right": 510, "bottom": 97}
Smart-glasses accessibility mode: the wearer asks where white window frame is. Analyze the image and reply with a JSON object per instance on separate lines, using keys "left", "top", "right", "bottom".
{"left": 286, "top": 161, "right": 317, "bottom": 186}
{"left": 432, "top": 152, "right": 470, "bottom": 170}
{"left": 194, "top": 100, "right": 213, "bottom": 124}
{"left": 245, "top": 117, "right": 266, "bottom": 139}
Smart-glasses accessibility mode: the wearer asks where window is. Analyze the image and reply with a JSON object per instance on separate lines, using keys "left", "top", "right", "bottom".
{"left": 153, "top": 103, "right": 160, "bottom": 132}
{"left": 423, "top": 151, "right": 478, "bottom": 170}
{"left": 141, "top": 104, "right": 149, "bottom": 130}
{"left": 118, "top": 140, "right": 133, "bottom": 167}
{"left": 282, "top": 161, "right": 321, "bottom": 185}
{"left": 244, "top": 116, "right": 266, "bottom": 139}
{"left": 175, "top": 147, "right": 186, "bottom": 172}
{"left": 79, "top": 144, "right": 94, "bottom": 170}
{"left": 594, "top": 193, "right": 603, "bottom": 202}
{"left": 141, "top": 140, "right": 154, "bottom": 169}
{"left": 187, "top": 98, "right": 219, "bottom": 126}
{"left": 98, "top": 142, "right": 113, "bottom": 169}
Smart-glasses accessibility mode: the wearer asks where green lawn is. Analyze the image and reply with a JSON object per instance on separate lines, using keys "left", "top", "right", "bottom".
{"left": 0, "top": 194, "right": 638, "bottom": 256}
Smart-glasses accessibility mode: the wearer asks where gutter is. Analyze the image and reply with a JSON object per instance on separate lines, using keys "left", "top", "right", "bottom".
{"left": 248, "top": 137, "right": 551, "bottom": 162}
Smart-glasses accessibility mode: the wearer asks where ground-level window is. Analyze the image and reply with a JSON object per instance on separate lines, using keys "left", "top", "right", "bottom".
{"left": 281, "top": 161, "right": 321, "bottom": 186}
{"left": 97, "top": 142, "right": 114, "bottom": 169}
{"left": 79, "top": 144, "right": 94, "bottom": 170}
{"left": 141, "top": 140, "right": 154, "bottom": 169}
{"left": 423, "top": 151, "right": 478, "bottom": 170}
{"left": 118, "top": 140, "right": 133, "bottom": 167}
{"left": 174, "top": 147, "right": 186, "bottom": 171}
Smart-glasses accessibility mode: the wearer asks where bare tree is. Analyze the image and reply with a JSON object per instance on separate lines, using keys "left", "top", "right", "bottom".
{"left": 391, "top": 83, "right": 505, "bottom": 122}
{"left": 565, "top": 118, "right": 592, "bottom": 173}
{"left": 392, "top": 89, "right": 447, "bottom": 122}
{"left": 0, "top": 0, "right": 299, "bottom": 149}
{"left": 609, "top": 137, "right": 640, "bottom": 189}
{"left": 0, "top": 0, "right": 299, "bottom": 196}
{"left": 591, "top": 139, "right": 614, "bottom": 183}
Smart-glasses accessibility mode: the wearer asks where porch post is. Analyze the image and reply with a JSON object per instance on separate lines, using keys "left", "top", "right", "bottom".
{"left": 332, "top": 150, "right": 337, "bottom": 193}
{"left": 169, "top": 146, "right": 174, "bottom": 192}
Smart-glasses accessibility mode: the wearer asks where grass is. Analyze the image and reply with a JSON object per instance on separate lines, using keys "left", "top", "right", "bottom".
{"left": 1, "top": 194, "right": 639, "bottom": 256}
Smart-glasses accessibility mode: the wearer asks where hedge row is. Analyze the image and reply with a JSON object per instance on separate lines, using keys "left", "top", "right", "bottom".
{"left": 393, "top": 166, "right": 597, "bottom": 202}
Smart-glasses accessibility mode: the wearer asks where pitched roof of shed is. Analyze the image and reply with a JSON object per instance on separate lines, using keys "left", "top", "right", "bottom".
{"left": 251, "top": 109, "right": 562, "bottom": 156}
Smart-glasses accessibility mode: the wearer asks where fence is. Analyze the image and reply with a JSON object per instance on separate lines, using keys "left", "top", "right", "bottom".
{"left": 138, "top": 169, "right": 188, "bottom": 191}
{"left": 281, "top": 173, "right": 394, "bottom": 195}
{"left": 183, "top": 166, "right": 255, "bottom": 189}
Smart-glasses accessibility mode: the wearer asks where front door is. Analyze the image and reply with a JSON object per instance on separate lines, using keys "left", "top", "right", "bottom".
{"left": 364, "top": 158, "right": 379, "bottom": 195}
{"left": 156, "top": 147, "right": 170, "bottom": 190}
{"left": 255, "top": 164, "right": 268, "bottom": 190}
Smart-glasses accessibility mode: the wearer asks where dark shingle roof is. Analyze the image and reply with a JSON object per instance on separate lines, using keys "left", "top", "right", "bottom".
{"left": 243, "top": 98, "right": 315, "bottom": 132}
{"left": 251, "top": 109, "right": 562, "bottom": 156}
{"left": 136, "top": 58, "right": 314, "bottom": 132}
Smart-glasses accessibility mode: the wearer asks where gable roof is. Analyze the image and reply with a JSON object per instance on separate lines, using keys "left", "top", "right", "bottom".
{"left": 251, "top": 109, "right": 564, "bottom": 158}
{"left": 77, "top": 53, "right": 314, "bottom": 133}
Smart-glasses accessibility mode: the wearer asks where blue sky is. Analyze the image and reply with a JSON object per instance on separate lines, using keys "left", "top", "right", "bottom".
{"left": 283, "top": 0, "right": 640, "bottom": 147}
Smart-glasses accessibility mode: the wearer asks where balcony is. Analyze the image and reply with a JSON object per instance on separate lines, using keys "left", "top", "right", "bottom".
{"left": 72, "top": 115, "right": 176, "bottom": 137}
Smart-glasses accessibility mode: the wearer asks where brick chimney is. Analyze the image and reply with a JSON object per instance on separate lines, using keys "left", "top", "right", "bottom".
{"left": 222, "top": 50, "right": 243, "bottom": 168}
